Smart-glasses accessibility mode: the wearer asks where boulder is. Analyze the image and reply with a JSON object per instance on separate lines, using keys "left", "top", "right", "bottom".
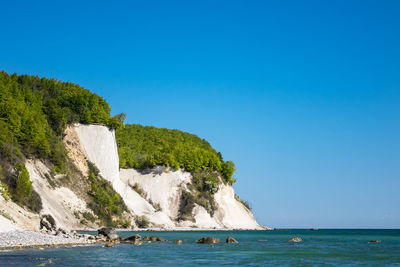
{"left": 104, "top": 242, "right": 114, "bottom": 247}
{"left": 98, "top": 228, "right": 118, "bottom": 241}
{"left": 288, "top": 237, "right": 302, "bottom": 242}
{"left": 98, "top": 227, "right": 116, "bottom": 236}
{"left": 96, "top": 235, "right": 107, "bottom": 242}
{"left": 156, "top": 237, "right": 165, "bottom": 241}
{"left": 97, "top": 234, "right": 105, "bottom": 239}
{"left": 107, "top": 233, "right": 119, "bottom": 241}
{"left": 40, "top": 214, "right": 56, "bottom": 231}
{"left": 143, "top": 236, "right": 150, "bottom": 240}
{"left": 122, "top": 234, "right": 142, "bottom": 242}
{"left": 121, "top": 234, "right": 142, "bottom": 244}
{"left": 150, "top": 236, "right": 157, "bottom": 241}
{"left": 197, "top": 237, "right": 220, "bottom": 244}
{"left": 226, "top": 236, "right": 238, "bottom": 243}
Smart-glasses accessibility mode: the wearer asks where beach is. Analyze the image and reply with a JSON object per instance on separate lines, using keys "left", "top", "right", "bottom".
{"left": 0, "top": 230, "right": 94, "bottom": 250}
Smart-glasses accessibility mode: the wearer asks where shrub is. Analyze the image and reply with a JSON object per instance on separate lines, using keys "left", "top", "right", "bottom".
{"left": 82, "top": 212, "right": 96, "bottom": 223}
{"left": 153, "top": 202, "right": 162, "bottom": 212}
{"left": 235, "top": 194, "right": 251, "bottom": 211}
{"left": 26, "top": 190, "right": 43, "bottom": 213}
{"left": 87, "top": 161, "right": 127, "bottom": 226}
{"left": 44, "top": 172, "right": 57, "bottom": 188}
{"left": 135, "top": 215, "right": 150, "bottom": 228}
{"left": 13, "top": 163, "right": 33, "bottom": 204}
{"left": 121, "top": 220, "right": 131, "bottom": 228}
{"left": 178, "top": 191, "right": 195, "bottom": 221}
{"left": 0, "top": 182, "right": 11, "bottom": 200}
{"left": 131, "top": 183, "right": 143, "bottom": 196}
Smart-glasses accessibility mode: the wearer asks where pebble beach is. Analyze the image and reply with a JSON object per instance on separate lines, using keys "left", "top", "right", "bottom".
{"left": 0, "top": 230, "right": 93, "bottom": 249}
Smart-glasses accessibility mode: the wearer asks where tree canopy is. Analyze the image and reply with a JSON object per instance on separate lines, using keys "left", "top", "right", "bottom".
{"left": 116, "top": 124, "right": 236, "bottom": 184}
{"left": 0, "top": 71, "right": 118, "bottom": 170}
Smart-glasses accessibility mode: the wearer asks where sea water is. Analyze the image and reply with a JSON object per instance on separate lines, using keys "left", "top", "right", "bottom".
{"left": 1, "top": 229, "right": 399, "bottom": 266}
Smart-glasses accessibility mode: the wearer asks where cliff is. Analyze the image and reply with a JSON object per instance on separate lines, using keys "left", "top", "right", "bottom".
{"left": 73, "top": 124, "right": 262, "bottom": 229}
{"left": 0, "top": 72, "right": 264, "bottom": 231}
{"left": 0, "top": 123, "right": 263, "bottom": 231}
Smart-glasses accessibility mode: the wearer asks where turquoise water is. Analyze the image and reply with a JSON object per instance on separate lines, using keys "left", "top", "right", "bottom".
{"left": 1, "top": 229, "right": 400, "bottom": 266}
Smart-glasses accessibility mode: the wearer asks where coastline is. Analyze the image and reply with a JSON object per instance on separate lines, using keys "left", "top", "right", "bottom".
{"left": 0, "top": 230, "right": 95, "bottom": 250}
{"left": 0, "top": 227, "right": 270, "bottom": 250}
{"left": 74, "top": 227, "right": 271, "bottom": 232}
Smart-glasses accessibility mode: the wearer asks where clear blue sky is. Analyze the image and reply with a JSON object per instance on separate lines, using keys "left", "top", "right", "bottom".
{"left": 1, "top": 0, "right": 399, "bottom": 228}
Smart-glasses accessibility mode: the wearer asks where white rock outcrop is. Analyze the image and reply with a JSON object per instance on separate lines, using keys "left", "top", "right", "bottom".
{"left": 213, "top": 183, "right": 262, "bottom": 229}
{"left": 74, "top": 124, "right": 120, "bottom": 184}
{"left": 0, "top": 214, "right": 21, "bottom": 232}
{"left": 26, "top": 160, "right": 93, "bottom": 230}
{"left": 72, "top": 124, "right": 175, "bottom": 227}
{"left": 0, "top": 194, "right": 40, "bottom": 232}
{"left": 70, "top": 123, "right": 263, "bottom": 229}
{"left": 119, "top": 168, "right": 191, "bottom": 219}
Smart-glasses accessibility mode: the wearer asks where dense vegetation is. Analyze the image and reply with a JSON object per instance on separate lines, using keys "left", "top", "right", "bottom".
{"left": 0, "top": 71, "right": 239, "bottom": 223}
{"left": 0, "top": 71, "right": 122, "bottom": 212}
{"left": 178, "top": 170, "right": 219, "bottom": 220}
{"left": 87, "top": 161, "right": 129, "bottom": 227}
{"left": 116, "top": 124, "right": 236, "bottom": 184}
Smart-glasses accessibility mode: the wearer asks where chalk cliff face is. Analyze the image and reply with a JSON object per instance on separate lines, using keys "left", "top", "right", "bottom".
{"left": 1, "top": 123, "right": 262, "bottom": 231}
{"left": 72, "top": 124, "right": 263, "bottom": 230}
{"left": 26, "top": 160, "right": 93, "bottom": 230}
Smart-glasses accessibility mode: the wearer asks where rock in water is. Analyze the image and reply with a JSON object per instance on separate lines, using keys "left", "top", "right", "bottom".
{"left": 174, "top": 240, "right": 183, "bottom": 244}
{"left": 226, "top": 236, "right": 238, "bottom": 243}
{"left": 98, "top": 228, "right": 118, "bottom": 241}
{"left": 121, "top": 234, "right": 142, "bottom": 244}
{"left": 104, "top": 242, "right": 114, "bottom": 247}
{"left": 150, "top": 236, "right": 157, "bottom": 242}
{"left": 288, "top": 237, "right": 302, "bottom": 242}
{"left": 368, "top": 240, "right": 381, "bottom": 244}
{"left": 156, "top": 237, "right": 165, "bottom": 241}
{"left": 98, "top": 227, "right": 115, "bottom": 236}
{"left": 107, "top": 233, "right": 119, "bottom": 241}
{"left": 197, "top": 237, "right": 220, "bottom": 244}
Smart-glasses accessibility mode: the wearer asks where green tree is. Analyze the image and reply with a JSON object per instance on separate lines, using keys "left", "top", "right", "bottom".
{"left": 14, "top": 163, "right": 33, "bottom": 204}
{"left": 221, "top": 161, "right": 236, "bottom": 184}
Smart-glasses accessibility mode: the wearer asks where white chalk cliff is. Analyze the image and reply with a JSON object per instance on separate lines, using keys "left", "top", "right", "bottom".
{"left": 72, "top": 124, "right": 262, "bottom": 229}
{"left": 0, "top": 123, "right": 263, "bottom": 231}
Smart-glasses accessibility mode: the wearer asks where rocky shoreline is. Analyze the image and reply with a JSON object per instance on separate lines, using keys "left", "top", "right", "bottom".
{"left": 0, "top": 227, "right": 247, "bottom": 250}
{"left": 0, "top": 230, "right": 95, "bottom": 250}
{"left": 73, "top": 226, "right": 270, "bottom": 232}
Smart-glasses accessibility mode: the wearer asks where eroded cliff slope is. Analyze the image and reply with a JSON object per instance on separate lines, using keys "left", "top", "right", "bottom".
{"left": 72, "top": 124, "right": 263, "bottom": 229}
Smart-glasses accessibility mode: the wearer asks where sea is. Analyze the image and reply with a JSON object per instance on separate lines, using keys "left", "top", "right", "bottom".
{"left": 1, "top": 229, "right": 399, "bottom": 266}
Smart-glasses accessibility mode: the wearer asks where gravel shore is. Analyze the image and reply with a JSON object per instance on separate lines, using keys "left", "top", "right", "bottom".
{"left": 0, "top": 230, "right": 93, "bottom": 249}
